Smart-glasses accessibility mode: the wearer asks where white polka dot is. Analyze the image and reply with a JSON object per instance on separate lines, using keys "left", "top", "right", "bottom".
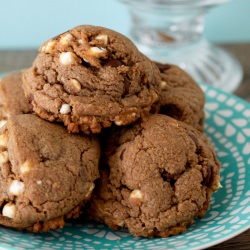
{"left": 217, "top": 94, "right": 227, "bottom": 102}
{"left": 208, "top": 90, "right": 217, "bottom": 97}
{"left": 243, "top": 109, "right": 250, "bottom": 117}
{"left": 226, "top": 98, "right": 236, "bottom": 106}
{"left": 235, "top": 103, "right": 245, "bottom": 111}
{"left": 239, "top": 168, "right": 245, "bottom": 173}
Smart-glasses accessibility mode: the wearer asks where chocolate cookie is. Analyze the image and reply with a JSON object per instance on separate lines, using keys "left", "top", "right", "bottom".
{"left": 88, "top": 114, "right": 220, "bottom": 238}
{"left": 22, "top": 25, "right": 160, "bottom": 133}
{"left": 153, "top": 63, "right": 205, "bottom": 131}
{"left": 0, "top": 114, "right": 100, "bottom": 232}
{"left": 0, "top": 72, "right": 32, "bottom": 127}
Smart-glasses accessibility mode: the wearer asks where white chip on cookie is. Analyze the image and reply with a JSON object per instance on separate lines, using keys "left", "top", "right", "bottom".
{"left": 36, "top": 180, "right": 42, "bottom": 185}
{"left": 0, "top": 134, "right": 8, "bottom": 147}
{"left": 40, "top": 40, "right": 56, "bottom": 53}
{"left": 60, "top": 33, "right": 73, "bottom": 45}
{"left": 9, "top": 180, "right": 25, "bottom": 196}
{"left": 0, "top": 120, "right": 7, "bottom": 128}
{"left": 129, "top": 189, "right": 144, "bottom": 206}
{"left": 59, "top": 52, "right": 78, "bottom": 65}
{"left": 85, "top": 183, "right": 95, "bottom": 198}
{"left": 117, "top": 220, "right": 125, "bottom": 227}
{"left": 0, "top": 151, "right": 9, "bottom": 164}
{"left": 20, "top": 160, "right": 32, "bottom": 173}
{"left": 130, "top": 189, "right": 143, "bottom": 200}
{"left": 160, "top": 80, "right": 167, "bottom": 89}
{"left": 87, "top": 47, "right": 106, "bottom": 56}
{"left": 95, "top": 34, "right": 109, "bottom": 45}
{"left": 2, "top": 203, "right": 16, "bottom": 218}
{"left": 69, "top": 79, "right": 81, "bottom": 92}
{"left": 60, "top": 104, "right": 71, "bottom": 114}
{"left": 114, "top": 120, "right": 124, "bottom": 126}
{"left": 78, "top": 39, "right": 84, "bottom": 44}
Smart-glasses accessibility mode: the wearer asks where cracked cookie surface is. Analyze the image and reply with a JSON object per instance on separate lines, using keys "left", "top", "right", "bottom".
{"left": 22, "top": 25, "right": 160, "bottom": 133}
{"left": 0, "top": 114, "right": 100, "bottom": 231}
{"left": 152, "top": 63, "right": 205, "bottom": 131}
{"left": 88, "top": 114, "right": 220, "bottom": 238}
{"left": 0, "top": 72, "right": 32, "bottom": 127}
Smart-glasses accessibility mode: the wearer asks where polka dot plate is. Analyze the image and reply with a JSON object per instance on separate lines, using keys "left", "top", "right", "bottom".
{"left": 0, "top": 74, "right": 249, "bottom": 249}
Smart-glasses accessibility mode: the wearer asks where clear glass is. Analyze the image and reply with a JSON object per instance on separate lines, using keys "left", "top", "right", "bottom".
{"left": 119, "top": 0, "right": 243, "bottom": 92}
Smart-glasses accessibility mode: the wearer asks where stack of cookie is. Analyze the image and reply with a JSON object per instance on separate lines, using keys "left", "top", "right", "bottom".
{"left": 0, "top": 73, "right": 100, "bottom": 232}
{"left": 0, "top": 25, "right": 220, "bottom": 237}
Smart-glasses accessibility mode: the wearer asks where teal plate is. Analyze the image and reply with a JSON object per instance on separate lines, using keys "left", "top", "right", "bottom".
{"left": 0, "top": 73, "right": 250, "bottom": 249}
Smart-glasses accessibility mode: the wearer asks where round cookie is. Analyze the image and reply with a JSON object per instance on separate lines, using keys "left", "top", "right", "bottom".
{"left": 153, "top": 63, "right": 205, "bottom": 131}
{"left": 22, "top": 25, "right": 160, "bottom": 133}
{"left": 0, "top": 114, "right": 100, "bottom": 232}
{"left": 0, "top": 72, "right": 32, "bottom": 127}
{"left": 88, "top": 114, "right": 220, "bottom": 238}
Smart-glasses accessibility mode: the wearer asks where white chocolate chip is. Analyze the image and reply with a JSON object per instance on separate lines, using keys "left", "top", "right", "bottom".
{"left": 40, "top": 46, "right": 46, "bottom": 53}
{"left": 60, "top": 104, "right": 71, "bottom": 114}
{"left": 131, "top": 112, "right": 137, "bottom": 118}
{"left": 69, "top": 79, "right": 81, "bottom": 92}
{"left": 2, "top": 203, "right": 16, "bottom": 218}
{"left": 95, "top": 34, "right": 109, "bottom": 45}
{"left": 37, "top": 180, "right": 42, "bottom": 185}
{"left": 60, "top": 33, "right": 73, "bottom": 45}
{"left": 118, "top": 221, "right": 125, "bottom": 227}
{"left": 0, "top": 151, "right": 9, "bottom": 164}
{"left": 9, "top": 180, "right": 25, "bottom": 196}
{"left": 82, "top": 58, "right": 89, "bottom": 63}
{"left": 114, "top": 120, "right": 123, "bottom": 126}
{"left": 20, "top": 161, "right": 32, "bottom": 173}
{"left": 85, "top": 183, "right": 95, "bottom": 198}
{"left": 160, "top": 81, "right": 167, "bottom": 89}
{"left": 87, "top": 47, "right": 106, "bottom": 56}
{"left": 40, "top": 40, "right": 56, "bottom": 53}
{"left": 130, "top": 189, "right": 143, "bottom": 200}
{"left": 0, "top": 134, "right": 8, "bottom": 147}
{"left": 78, "top": 39, "right": 84, "bottom": 44}
{"left": 0, "top": 120, "right": 7, "bottom": 128}
{"left": 59, "top": 52, "right": 78, "bottom": 65}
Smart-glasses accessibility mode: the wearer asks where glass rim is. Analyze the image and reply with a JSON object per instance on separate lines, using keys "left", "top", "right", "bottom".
{"left": 119, "top": 0, "right": 229, "bottom": 8}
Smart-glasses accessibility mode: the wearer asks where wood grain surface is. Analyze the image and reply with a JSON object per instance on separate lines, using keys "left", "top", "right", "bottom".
{"left": 0, "top": 44, "right": 249, "bottom": 249}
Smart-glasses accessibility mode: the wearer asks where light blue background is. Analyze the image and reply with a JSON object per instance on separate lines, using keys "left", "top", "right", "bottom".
{"left": 1, "top": 0, "right": 250, "bottom": 49}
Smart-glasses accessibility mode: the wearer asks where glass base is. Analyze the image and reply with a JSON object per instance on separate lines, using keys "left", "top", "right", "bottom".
{"left": 135, "top": 40, "right": 243, "bottom": 93}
